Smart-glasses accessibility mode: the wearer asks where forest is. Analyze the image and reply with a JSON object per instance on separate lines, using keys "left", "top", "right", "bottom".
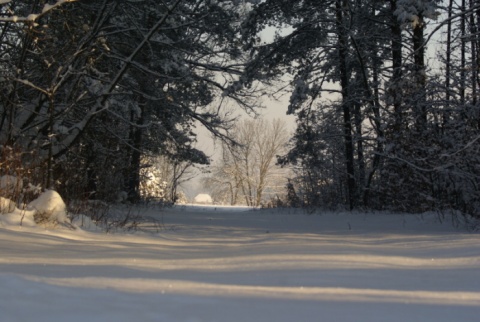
{"left": 1, "top": 0, "right": 479, "bottom": 219}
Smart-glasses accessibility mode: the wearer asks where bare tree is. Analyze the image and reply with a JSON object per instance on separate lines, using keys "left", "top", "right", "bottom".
{"left": 205, "top": 118, "right": 290, "bottom": 206}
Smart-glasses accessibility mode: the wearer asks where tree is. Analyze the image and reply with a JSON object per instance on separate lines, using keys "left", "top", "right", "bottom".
{"left": 139, "top": 154, "right": 195, "bottom": 204}
{"left": 236, "top": 0, "right": 391, "bottom": 209}
{"left": 0, "top": 0, "right": 258, "bottom": 203}
{"left": 235, "top": 0, "right": 480, "bottom": 219}
{"left": 278, "top": 104, "right": 347, "bottom": 209}
{"left": 204, "top": 118, "right": 290, "bottom": 206}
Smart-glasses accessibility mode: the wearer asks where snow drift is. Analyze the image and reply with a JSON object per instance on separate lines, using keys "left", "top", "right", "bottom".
{"left": 27, "top": 189, "right": 68, "bottom": 223}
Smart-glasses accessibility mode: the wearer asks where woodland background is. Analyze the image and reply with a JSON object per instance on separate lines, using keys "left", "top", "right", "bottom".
{"left": 1, "top": 0, "right": 479, "bottom": 219}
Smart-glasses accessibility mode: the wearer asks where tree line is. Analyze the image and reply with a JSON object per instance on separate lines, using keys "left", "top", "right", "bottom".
{"left": 1, "top": 0, "right": 479, "bottom": 218}
{"left": 231, "top": 0, "right": 480, "bottom": 218}
{"left": 0, "top": 0, "right": 256, "bottom": 203}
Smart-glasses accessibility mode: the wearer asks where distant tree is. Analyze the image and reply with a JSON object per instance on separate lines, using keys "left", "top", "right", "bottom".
{"left": 205, "top": 118, "right": 290, "bottom": 206}
{"left": 139, "top": 154, "right": 196, "bottom": 204}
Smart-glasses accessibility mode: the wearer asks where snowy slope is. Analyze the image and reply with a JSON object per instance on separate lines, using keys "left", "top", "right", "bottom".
{"left": 1, "top": 205, "right": 479, "bottom": 322}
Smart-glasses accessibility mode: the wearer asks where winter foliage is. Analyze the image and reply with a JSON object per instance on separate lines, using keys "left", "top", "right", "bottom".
{"left": 0, "top": 0, "right": 255, "bottom": 204}
{"left": 0, "top": 2, "right": 479, "bottom": 320}
{"left": 0, "top": 0, "right": 479, "bottom": 219}
{"left": 235, "top": 0, "right": 480, "bottom": 218}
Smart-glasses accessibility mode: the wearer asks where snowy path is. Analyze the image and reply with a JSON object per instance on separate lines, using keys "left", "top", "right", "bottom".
{"left": 1, "top": 206, "right": 479, "bottom": 322}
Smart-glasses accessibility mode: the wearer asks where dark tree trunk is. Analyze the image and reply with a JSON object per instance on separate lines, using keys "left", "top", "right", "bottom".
{"left": 412, "top": 13, "right": 427, "bottom": 131}
{"left": 126, "top": 100, "right": 145, "bottom": 203}
{"left": 470, "top": 0, "right": 478, "bottom": 105}
{"left": 336, "top": 0, "right": 356, "bottom": 210}
{"left": 461, "top": 0, "right": 467, "bottom": 105}
{"left": 445, "top": 0, "right": 453, "bottom": 127}
{"left": 389, "top": 0, "right": 404, "bottom": 133}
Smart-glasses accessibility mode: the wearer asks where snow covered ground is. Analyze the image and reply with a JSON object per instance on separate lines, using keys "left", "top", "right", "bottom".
{"left": 1, "top": 205, "right": 479, "bottom": 322}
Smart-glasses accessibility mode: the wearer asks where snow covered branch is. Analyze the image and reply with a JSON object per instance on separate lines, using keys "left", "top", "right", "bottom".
{"left": 0, "top": 0, "right": 77, "bottom": 23}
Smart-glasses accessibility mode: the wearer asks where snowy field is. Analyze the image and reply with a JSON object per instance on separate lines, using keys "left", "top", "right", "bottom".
{"left": 1, "top": 204, "right": 479, "bottom": 322}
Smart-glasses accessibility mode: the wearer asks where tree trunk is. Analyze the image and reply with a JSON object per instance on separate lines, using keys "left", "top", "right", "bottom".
{"left": 461, "top": 0, "right": 467, "bottom": 105}
{"left": 412, "top": 12, "right": 427, "bottom": 131}
{"left": 444, "top": 0, "right": 453, "bottom": 128}
{"left": 470, "top": 0, "right": 478, "bottom": 105}
{"left": 390, "top": 0, "right": 403, "bottom": 132}
{"left": 336, "top": 0, "right": 356, "bottom": 210}
{"left": 353, "top": 100, "right": 365, "bottom": 198}
{"left": 127, "top": 100, "right": 145, "bottom": 202}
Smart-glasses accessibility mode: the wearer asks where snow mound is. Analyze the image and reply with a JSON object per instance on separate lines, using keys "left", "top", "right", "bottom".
{"left": 0, "top": 211, "right": 36, "bottom": 227}
{"left": 27, "top": 190, "right": 68, "bottom": 223}
{"left": 193, "top": 193, "right": 213, "bottom": 204}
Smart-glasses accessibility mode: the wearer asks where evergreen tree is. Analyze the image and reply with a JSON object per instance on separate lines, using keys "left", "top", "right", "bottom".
{"left": 0, "top": 0, "right": 256, "bottom": 202}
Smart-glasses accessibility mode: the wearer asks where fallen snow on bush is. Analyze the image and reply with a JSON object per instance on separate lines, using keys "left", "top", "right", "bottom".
{"left": 0, "top": 205, "right": 479, "bottom": 322}
{"left": 27, "top": 189, "right": 68, "bottom": 223}
{"left": 0, "top": 189, "right": 71, "bottom": 227}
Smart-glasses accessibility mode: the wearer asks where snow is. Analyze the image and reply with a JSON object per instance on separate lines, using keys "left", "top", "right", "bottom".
{"left": 193, "top": 193, "right": 213, "bottom": 204}
{"left": 27, "top": 189, "right": 69, "bottom": 223}
{"left": 0, "top": 205, "right": 479, "bottom": 322}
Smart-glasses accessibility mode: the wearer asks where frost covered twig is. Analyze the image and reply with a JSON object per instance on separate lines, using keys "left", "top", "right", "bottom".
{"left": 0, "top": 0, "right": 77, "bottom": 23}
